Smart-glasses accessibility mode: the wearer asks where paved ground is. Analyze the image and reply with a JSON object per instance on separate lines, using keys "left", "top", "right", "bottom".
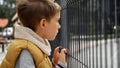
{"left": 0, "top": 44, "right": 8, "bottom": 64}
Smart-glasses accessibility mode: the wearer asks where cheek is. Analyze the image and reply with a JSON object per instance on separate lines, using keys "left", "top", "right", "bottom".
{"left": 46, "top": 27, "right": 58, "bottom": 40}
{"left": 48, "top": 27, "right": 57, "bottom": 36}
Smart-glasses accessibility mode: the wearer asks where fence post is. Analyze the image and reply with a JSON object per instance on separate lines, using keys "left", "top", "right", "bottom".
{"left": 59, "top": 0, "right": 68, "bottom": 48}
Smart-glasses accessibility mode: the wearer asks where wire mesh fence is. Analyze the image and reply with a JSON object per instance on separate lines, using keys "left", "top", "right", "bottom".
{"left": 50, "top": 0, "right": 120, "bottom": 68}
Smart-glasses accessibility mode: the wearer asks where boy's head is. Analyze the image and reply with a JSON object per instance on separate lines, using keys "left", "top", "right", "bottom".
{"left": 16, "top": 0, "right": 61, "bottom": 31}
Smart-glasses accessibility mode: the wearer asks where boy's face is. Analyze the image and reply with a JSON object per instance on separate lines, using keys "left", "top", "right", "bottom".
{"left": 37, "top": 12, "right": 61, "bottom": 40}
{"left": 45, "top": 12, "right": 61, "bottom": 40}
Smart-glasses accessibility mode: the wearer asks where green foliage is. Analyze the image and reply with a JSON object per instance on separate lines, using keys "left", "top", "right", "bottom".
{"left": 0, "top": 0, "right": 16, "bottom": 27}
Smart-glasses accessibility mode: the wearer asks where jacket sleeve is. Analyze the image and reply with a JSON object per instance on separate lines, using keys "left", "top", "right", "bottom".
{"left": 53, "top": 61, "right": 67, "bottom": 68}
{"left": 15, "top": 49, "right": 35, "bottom": 68}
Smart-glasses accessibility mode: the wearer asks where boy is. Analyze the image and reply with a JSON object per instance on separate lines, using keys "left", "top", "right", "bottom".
{"left": 0, "top": 0, "right": 67, "bottom": 68}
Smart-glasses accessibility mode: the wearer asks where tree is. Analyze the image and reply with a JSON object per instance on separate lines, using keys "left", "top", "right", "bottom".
{"left": 0, "top": 0, "right": 16, "bottom": 28}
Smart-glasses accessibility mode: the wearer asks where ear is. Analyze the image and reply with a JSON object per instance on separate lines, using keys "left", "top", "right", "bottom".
{"left": 39, "top": 19, "right": 47, "bottom": 28}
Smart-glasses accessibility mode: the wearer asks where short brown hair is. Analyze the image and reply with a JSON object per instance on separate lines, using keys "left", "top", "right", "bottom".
{"left": 16, "top": 0, "right": 61, "bottom": 31}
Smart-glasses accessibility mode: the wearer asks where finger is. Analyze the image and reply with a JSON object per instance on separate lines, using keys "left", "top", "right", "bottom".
{"left": 61, "top": 48, "right": 67, "bottom": 54}
{"left": 53, "top": 47, "right": 60, "bottom": 64}
{"left": 53, "top": 54, "right": 59, "bottom": 64}
{"left": 53, "top": 47, "right": 60, "bottom": 56}
{"left": 54, "top": 47, "right": 60, "bottom": 53}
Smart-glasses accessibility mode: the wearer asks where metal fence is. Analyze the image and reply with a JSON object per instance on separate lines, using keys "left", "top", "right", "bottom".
{"left": 50, "top": 0, "right": 120, "bottom": 68}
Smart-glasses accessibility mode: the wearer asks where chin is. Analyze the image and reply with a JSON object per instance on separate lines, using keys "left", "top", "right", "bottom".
{"left": 48, "top": 37, "right": 56, "bottom": 41}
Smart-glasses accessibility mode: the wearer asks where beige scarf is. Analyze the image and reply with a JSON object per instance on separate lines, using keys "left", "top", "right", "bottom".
{"left": 14, "top": 25, "right": 51, "bottom": 56}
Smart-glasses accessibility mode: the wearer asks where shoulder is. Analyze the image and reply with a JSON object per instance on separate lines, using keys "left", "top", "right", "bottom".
{"left": 10, "top": 38, "right": 28, "bottom": 47}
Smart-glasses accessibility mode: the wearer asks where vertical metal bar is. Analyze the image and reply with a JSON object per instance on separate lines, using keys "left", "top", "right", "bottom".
{"left": 104, "top": 1, "right": 108, "bottom": 68}
{"left": 83, "top": 1, "right": 86, "bottom": 68}
{"left": 84, "top": 0, "right": 88, "bottom": 67}
{"left": 79, "top": 1, "right": 82, "bottom": 67}
{"left": 94, "top": 0, "right": 99, "bottom": 68}
{"left": 98, "top": 0, "right": 103, "bottom": 68}
{"left": 101, "top": 0, "right": 105, "bottom": 68}
{"left": 85, "top": 0, "right": 88, "bottom": 67}
{"left": 110, "top": 26, "right": 113, "bottom": 68}
{"left": 73, "top": 3, "right": 76, "bottom": 67}
{"left": 114, "top": 0, "right": 120, "bottom": 68}
{"left": 97, "top": 0, "right": 101, "bottom": 68}
{"left": 81, "top": 1, "right": 84, "bottom": 68}
{"left": 75, "top": 3, "right": 78, "bottom": 67}
{"left": 105, "top": 0, "right": 109, "bottom": 67}
{"left": 105, "top": 0, "right": 113, "bottom": 68}
{"left": 77, "top": 1, "right": 80, "bottom": 67}
{"left": 78, "top": 1, "right": 81, "bottom": 68}
{"left": 88, "top": 0, "right": 91, "bottom": 68}
{"left": 92, "top": 0, "right": 95, "bottom": 67}
{"left": 108, "top": 0, "right": 113, "bottom": 67}
{"left": 90, "top": 0, "right": 93, "bottom": 68}
{"left": 114, "top": 0, "right": 117, "bottom": 39}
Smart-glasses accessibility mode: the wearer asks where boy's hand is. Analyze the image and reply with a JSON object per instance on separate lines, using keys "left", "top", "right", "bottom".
{"left": 53, "top": 47, "right": 67, "bottom": 65}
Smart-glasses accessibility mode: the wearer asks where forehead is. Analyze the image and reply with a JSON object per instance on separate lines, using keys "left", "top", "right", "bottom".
{"left": 47, "top": 12, "right": 60, "bottom": 22}
{"left": 55, "top": 12, "right": 60, "bottom": 18}
{"left": 52, "top": 12, "right": 60, "bottom": 20}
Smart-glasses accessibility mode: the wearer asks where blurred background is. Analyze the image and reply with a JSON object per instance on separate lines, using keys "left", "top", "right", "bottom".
{"left": 0, "top": 0, "right": 15, "bottom": 52}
